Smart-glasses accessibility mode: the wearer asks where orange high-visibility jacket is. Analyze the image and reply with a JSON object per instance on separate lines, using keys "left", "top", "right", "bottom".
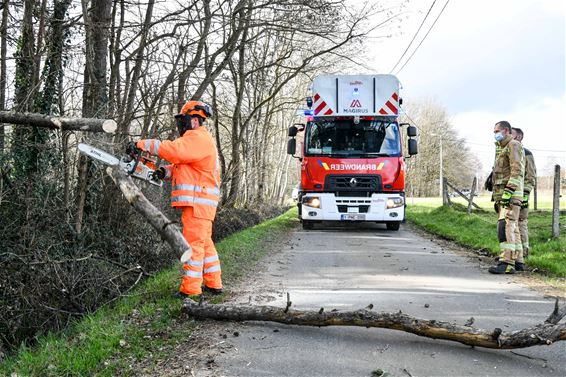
{"left": 137, "top": 127, "right": 220, "bottom": 220}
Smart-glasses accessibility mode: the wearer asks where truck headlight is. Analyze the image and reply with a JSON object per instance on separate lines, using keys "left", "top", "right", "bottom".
{"left": 386, "top": 197, "right": 404, "bottom": 209}
{"left": 303, "top": 196, "right": 321, "bottom": 208}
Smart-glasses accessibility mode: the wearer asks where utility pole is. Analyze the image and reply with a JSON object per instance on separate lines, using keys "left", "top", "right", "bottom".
{"left": 439, "top": 134, "right": 443, "bottom": 198}
{"left": 430, "top": 132, "right": 444, "bottom": 198}
{"left": 552, "top": 165, "right": 561, "bottom": 238}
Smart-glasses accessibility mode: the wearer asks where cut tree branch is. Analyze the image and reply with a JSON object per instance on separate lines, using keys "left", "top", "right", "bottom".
{"left": 106, "top": 165, "right": 192, "bottom": 261}
{"left": 0, "top": 111, "right": 117, "bottom": 133}
{"left": 182, "top": 298, "right": 566, "bottom": 350}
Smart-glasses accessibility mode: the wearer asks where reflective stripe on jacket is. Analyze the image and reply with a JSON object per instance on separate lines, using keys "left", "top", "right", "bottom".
{"left": 137, "top": 127, "right": 221, "bottom": 220}
{"left": 492, "top": 134, "right": 524, "bottom": 202}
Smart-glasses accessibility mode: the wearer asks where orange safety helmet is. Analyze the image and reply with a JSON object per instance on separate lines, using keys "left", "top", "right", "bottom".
{"left": 180, "top": 100, "right": 213, "bottom": 120}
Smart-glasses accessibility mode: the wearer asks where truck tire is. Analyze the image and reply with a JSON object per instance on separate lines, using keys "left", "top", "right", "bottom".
{"left": 386, "top": 222, "right": 400, "bottom": 231}
{"left": 302, "top": 220, "right": 314, "bottom": 230}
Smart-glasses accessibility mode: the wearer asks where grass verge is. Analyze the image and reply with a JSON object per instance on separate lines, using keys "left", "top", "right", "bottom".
{"left": 406, "top": 204, "right": 566, "bottom": 277}
{"left": 0, "top": 208, "right": 298, "bottom": 376}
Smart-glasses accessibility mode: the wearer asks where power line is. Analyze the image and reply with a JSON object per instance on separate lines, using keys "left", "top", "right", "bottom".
{"left": 400, "top": 108, "right": 566, "bottom": 154}
{"left": 395, "top": 0, "right": 451, "bottom": 75}
{"left": 389, "top": 0, "right": 437, "bottom": 74}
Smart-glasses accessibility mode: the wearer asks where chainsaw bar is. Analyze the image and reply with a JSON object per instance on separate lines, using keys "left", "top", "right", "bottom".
{"left": 78, "top": 143, "right": 162, "bottom": 187}
{"left": 78, "top": 143, "right": 120, "bottom": 166}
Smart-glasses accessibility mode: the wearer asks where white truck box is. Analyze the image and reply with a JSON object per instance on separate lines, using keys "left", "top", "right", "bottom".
{"left": 311, "top": 74, "right": 400, "bottom": 117}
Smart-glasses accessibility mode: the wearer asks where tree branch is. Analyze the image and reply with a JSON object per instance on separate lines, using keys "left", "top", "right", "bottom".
{"left": 0, "top": 111, "right": 117, "bottom": 133}
{"left": 182, "top": 299, "right": 566, "bottom": 350}
{"left": 106, "top": 165, "right": 191, "bottom": 262}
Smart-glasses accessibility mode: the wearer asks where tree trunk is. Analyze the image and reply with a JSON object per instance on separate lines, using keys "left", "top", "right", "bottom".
{"left": 182, "top": 298, "right": 566, "bottom": 350}
{"left": 106, "top": 165, "right": 191, "bottom": 260}
{"left": 0, "top": 0, "right": 9, "bottom": 153}
{"left": 76, "top": 0, "right": 113, "bottom": 233}
{"left": 38, "top": 0, "right": 72, "bottom": 115}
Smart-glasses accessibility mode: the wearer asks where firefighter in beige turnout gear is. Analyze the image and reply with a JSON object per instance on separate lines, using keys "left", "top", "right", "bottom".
{"left": 489, "top": 121, "right": 525, "bottom": 274}
{"left": 511, "top": 127, "right": 536, "bottom": 258}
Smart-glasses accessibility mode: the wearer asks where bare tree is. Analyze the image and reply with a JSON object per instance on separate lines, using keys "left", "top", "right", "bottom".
{"left": 402, "top": 99, "right": 481, "bottom": 197}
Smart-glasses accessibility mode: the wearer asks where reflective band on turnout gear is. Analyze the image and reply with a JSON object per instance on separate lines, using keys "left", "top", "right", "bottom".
{"left": 171, "top": 195, "right": 218, "bottom": 208}
{"left": 152, "top": 140, "right": 160, "bottom": 155}
{"left": 204, "top": 265, "right": 221, "bottom": 274}
{"left": 186, "top": 259, "right": 203, "bottom": 267}
{"left": 173, "top": 184, "right": 220, "bottom": 197}
{"left": 204, "top": 255, "right": 219, "bottom": 264}
{"left": 185, "top": 270, "right": 203, "bottom": 278}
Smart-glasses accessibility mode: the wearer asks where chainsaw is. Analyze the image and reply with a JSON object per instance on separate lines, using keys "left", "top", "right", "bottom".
{"left": 78, "top": 143, "right": 163, "bottom": 187}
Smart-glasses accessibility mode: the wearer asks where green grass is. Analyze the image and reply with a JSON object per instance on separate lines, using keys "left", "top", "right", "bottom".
{"left": 407, "top": 192, "right": 566, "bottom": 210}
{"left": 406, "top": 203, "right": 566, "bottom": 277}
{"left": 0, "top": 208, "right": 298, "bottom": 376}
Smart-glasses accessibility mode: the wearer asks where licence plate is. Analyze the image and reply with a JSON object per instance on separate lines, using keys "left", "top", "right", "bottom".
{"left": 341, "top": 214, "right": 366, "bottom": 221}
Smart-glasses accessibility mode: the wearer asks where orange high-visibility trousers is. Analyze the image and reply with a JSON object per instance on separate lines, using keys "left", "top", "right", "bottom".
{"left": 179, "top": 206, "right": 222, "bottom": 295}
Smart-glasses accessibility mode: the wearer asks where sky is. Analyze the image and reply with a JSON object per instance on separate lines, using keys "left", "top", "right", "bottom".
{"left": 364, "top": 0, "right": 565, "bottom": 175}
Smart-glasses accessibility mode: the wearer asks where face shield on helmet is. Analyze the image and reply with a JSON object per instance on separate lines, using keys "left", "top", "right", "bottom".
{"left": 175, "top": 101, "right": 213, "bottom": 136}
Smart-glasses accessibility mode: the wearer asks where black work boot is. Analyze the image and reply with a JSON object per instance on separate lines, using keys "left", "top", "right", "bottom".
{"left": 174, "top": 291, "right": 201, "bottom": 300}
{"left": 203, "top": 285, "right": 224, "bottom": 295}
{"left": 515, "top": 262, "right": 525, "bottom": 272}
{"left": 488, "top": 262, "right": 515, "bottom": 274}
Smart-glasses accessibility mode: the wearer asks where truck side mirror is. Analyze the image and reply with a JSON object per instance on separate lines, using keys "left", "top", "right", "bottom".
{"left": 407, "top": 125, "right": 417, "bottom": 137}
{"left": 288, "top": 126, "right": 298, "bottom": 137}
{"left": 287, "top": 138, "right": 296, "bottom": 155}
{"left": 408, "top": 138, "right": 418, "bottom": 155}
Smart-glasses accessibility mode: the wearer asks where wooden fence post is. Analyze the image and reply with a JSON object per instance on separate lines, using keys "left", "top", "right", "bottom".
{"left": 552, "top": 165, "right": 560, "bottom": 238}
{"left": 467, "top": 177, "right": 477, "bottom": 214}
{"left": 533, "top": 177, "right": 538, "bottom": 211}
{"left": 442, "top": 177, "right": 450, "bottom": 206}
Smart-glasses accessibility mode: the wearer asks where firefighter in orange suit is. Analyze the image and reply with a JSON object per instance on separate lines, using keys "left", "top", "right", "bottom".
{"left": 135, "top": 101, "right": 222, "bottom": 297}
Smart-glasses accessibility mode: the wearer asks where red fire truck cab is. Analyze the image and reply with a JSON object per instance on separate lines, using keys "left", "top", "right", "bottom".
{"left": 287, "top": 74, "right": 418, "bottom": 230}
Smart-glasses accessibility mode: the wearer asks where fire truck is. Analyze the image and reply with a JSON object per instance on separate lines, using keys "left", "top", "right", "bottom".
{"left": 287, "top": 74, "right": 418, "bottom": 230}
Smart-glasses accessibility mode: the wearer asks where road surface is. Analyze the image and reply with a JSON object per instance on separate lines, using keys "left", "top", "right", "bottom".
{"left": 200, "top": 223, "right": 565, "bottom": 376}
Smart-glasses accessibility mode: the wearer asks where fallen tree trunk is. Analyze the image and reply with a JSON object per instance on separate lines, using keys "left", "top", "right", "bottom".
{"left": 106, "top": 165, "right": 192, "bottom": 261}
{"left": 0, "top": 110, "right": 117, "bottom": 133}
{"left": 182, "top": 297, "right": 566, "bottom": 349}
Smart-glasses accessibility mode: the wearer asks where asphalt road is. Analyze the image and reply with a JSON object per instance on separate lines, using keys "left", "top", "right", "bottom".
{"left": 210, "top": 222, "right": 565, "bottom": 377}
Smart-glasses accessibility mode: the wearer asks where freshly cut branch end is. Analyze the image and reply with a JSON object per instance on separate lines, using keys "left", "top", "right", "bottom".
{"left": 102, "top": 119, "right": 118, "bottom": 134}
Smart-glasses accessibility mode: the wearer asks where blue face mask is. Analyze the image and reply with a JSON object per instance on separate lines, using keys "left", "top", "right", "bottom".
{"left": 494, "top": 132, "right": 505, "bottom": 142}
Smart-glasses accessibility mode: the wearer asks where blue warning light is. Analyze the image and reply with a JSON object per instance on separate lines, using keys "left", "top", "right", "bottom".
{"left": 353, "top": 88, "right": 359, "bottom": 96}
{"left": 303, "top": 109, "right": 314, "bottom": 116}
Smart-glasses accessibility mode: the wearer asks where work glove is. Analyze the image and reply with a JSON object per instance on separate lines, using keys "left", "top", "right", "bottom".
{"left": 500, "top": 186, "right": 513, "bottom": 208}
{"left": 125, "top": 141, "right": 141, "bottom": 157}
{"left": 493, "top": 202, "right": 500, "bottom": 214}
{"left": 521, "top": 191, "right": 530, "bottom": 209}
{"left": 484, "top": 172, "right": 493, "bottom": 192}
{"left": 153, "top": 167, "right": 166, "bottom": 180}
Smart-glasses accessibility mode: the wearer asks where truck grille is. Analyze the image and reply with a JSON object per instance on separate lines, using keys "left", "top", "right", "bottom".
{"left": 324, "top": 175, "right": 382, "bottom": 192}
{"left": 337, "top": 198, "right": 371, "bottom": 213}
{"left": 337, "top": 205, "right": 370, "bottom": 213}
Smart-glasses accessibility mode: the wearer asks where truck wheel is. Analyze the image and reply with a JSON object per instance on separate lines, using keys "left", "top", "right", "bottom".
{"left": 386, "top": 222, "right": 400, "bottom": 231}
{"left": 302, "top": 220, "right": 314, "bottom": 230}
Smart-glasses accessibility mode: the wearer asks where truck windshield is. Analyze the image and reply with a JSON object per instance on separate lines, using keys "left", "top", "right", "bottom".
{"left": 305, "top": 119, "right": 401, "bottom": 157}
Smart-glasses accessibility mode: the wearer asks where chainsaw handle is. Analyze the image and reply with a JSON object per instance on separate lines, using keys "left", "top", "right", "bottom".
{"left": 125, "top": 141, "right": 141, "bottom": 175}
